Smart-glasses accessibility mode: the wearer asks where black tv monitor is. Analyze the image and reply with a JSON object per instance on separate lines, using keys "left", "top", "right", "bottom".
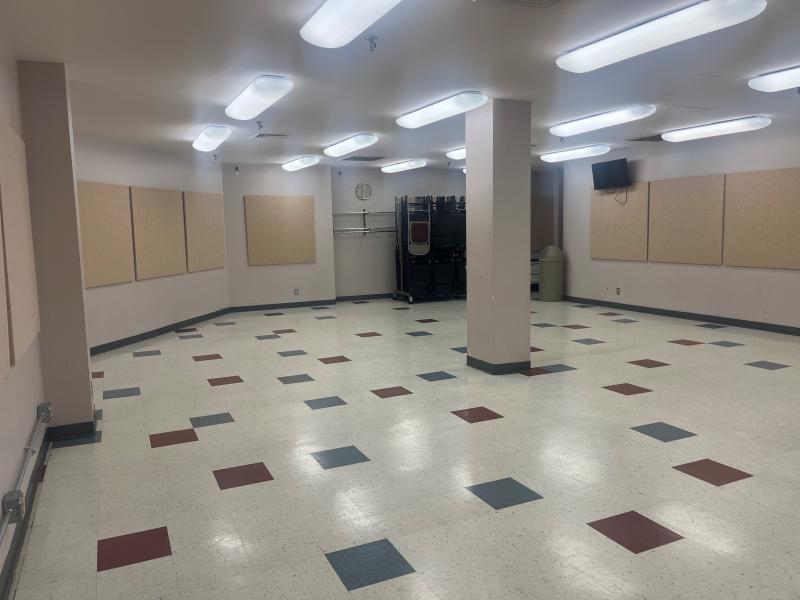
{"left": 592, "top": 158, "right": 629, "bottom": 190}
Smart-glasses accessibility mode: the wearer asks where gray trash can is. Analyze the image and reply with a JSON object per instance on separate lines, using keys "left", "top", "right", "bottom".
{"left": 539, "top": 245, "right": 564, "bottom": 302}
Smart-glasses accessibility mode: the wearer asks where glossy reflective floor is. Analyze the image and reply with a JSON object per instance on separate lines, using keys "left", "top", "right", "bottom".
{"left": 13, "top": 299, "right": 800, "bottom": 599}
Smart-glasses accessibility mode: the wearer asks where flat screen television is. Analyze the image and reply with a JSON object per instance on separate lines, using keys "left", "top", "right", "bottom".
{"left": 592, "top": 158, "right": 629, "bottom": 190}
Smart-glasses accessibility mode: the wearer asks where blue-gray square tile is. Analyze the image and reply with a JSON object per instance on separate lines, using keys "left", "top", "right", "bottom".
{"left": 52, "top": 431, "right": 102, "bottom": 448}
{"left": 746, "top": 360, "right": 790, "bottom": 370}
{"left": 613, "top": 319, "right": 639, "bottom": 324}
{"left": 632, "top": 422, "right": 697, "bottom": 443}
{"left": 311, "top": 445, "right": 370, "bottom": 470}
{"left": 315, "top": 315, "right": 336, "bottom": 320}
{"left": 325, "top": 539, "right": 414, "bottom": 591}
{"left": 103, "top": 387, "right": 141, "bottom": 400}
{"left": 179, "top": 334, "right": 203, "bottom": 340}
{"left": 698, "top": 323, "right": 727, "bottom": 329}
{"left": 311, "top": 306, "right": 331, "bottom": 310}
{"left": 451, "top": 346, "right": 468, "bottom": 354}
{"left": 533, "top": 323, "right": 558, "bottom": 328}
{"left": 573, "top": 338, "right": 605, "bottom": 345}
{"left": 417, "top": 371, "right": 456, "bottom": 382}
{"left": 406, "top": 331, "right": 432, "bottom": 337}
{"left": 278, "top": 350, "right": 308, "bottom": 357}
{"left": 710, "top": 341, "right": 744, "bottom": 348}
{"left": 466, "top": 477, "right": 542, "bottom": 510}
{"left": 190, "top": 412, "right": 235, "bottom": 428}
{"left": 543, "top": 363, "right": 577, "bottom": 373}
{"left": 278, "top": 374, "right": 314, "bottom": 385}
{"left": 305, "top": 396, "right": 347, "bottom": 410}
{"left": 133, "top": 350, "right": 161, "bottom": 357}
{"left": 256, "top": 334, "right": 280, "bottom": 340}
{"left": 215, "top": 322, "right": 236, "bottom": 326}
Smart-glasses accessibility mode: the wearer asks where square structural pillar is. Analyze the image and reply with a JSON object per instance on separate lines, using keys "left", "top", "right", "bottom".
{"left": 465, "top": 99, "right": 532, "bottom": 375}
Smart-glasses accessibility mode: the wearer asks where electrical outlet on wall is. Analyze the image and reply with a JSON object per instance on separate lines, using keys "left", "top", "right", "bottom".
{"left": 293, "top": 288, "right": 300, "bottom": 296}
{"left": 616, "top": 288, "right": 621, "bottom": 296}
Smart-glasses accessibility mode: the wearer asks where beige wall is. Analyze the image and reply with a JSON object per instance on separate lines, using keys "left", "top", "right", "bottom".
{"left": 75, "top": 140, "right": 228, "bottom": 347}
{"left": 331, "top": 166, "right": 465, "bottom": 297}
{"left": 223, "top": 163, "right": 335, "bottom": 306}
{"left": 564, "top": 130, "right": 800, "bottom": 327}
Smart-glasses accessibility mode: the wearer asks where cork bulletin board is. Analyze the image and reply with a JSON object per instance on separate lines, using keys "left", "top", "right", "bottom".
{"left": 244, "top": 195, "right": 316, "bottom": 266}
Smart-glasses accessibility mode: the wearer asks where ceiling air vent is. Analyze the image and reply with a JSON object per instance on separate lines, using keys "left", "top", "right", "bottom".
{"left": 343, "top": 156, "right": 385, "bottom": 162}
{"left": 250, "top": 132, "right": 289, "bottom": 140}
{"left": 478, "top": 0, "right": 562, "bottom": 7}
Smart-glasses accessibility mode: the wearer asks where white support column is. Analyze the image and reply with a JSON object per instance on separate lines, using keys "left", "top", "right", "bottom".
{"left": 465, "top": 99, "right": 532, "bottom": 374}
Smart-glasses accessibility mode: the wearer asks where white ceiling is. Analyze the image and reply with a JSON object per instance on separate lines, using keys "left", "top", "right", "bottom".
{"left": 3, "top": 0, "right": 799, "bottom": 169}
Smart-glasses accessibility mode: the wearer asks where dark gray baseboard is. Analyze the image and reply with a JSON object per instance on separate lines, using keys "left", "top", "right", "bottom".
{"left": 46, "top": 420, "right": 96, "bottom": 442}
{"left": 467, "top": 355, "right": 530, "bottom": 375}
{"left": 566, "top": 296, "right": 800, "bottom": 337}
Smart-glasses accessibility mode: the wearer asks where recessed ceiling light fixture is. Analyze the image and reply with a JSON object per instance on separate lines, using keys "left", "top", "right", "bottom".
{"left": 446, "top": 147, "right": 467, "bottom": 160}
{"left": 661, "top": 116, "right": 771, "bottom": 142}
{"left": 748, "top": 65, "right": 800, "bottom": 92}
{"left": 282, "top": 156, "right": 321, "bottom": 172}
{"left": 381, "top": 159, "right": 427, "bottom": 173}
{"left": 225, "top": 75, "right": 294, "bottom": 121}
{"left": 192, "top": 126, "right": 231, "bottom": 152}
{"left": 397, "top": 92, "right": 489, "bottom": 129}
{"left": 556, "top": 0, "right": 768, "bottom": 73}
{"left": 540, "top": 144, "right": 611, "bottom": 163}
{"left": 550, "top": 104, "right": 656, "bottom": 137}
{"left": 300, "top": 0, "right": 405, "bottom": 48}
{"left": 323, "top": 133, "right": 379, "bottom": 158}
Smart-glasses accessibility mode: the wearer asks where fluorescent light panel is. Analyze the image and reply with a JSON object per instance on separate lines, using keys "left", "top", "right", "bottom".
{"left": 540, "top": 144, "right": 611, "bottom": 163}
{"left": 446, "top": 147, "right": 466, "bottom": 160}
{"left": 300, "top": 0, "right": 405, "bottom": 48}
{"left": 381, "top": 159, "right": 427, "bottom": 173}
{"left": 225, "top": 75, "right": 294, "bottom": 121}
{"left": 748, "top": 65, "right": 800, "bottom": 92}
{"left": 550, "top": 104, "right": 656, "bottom": 137}
{"left": 282, "top": 156, "right": 321, "bottom": 172}
{"left": 192, "top": 126, "right": 231, "bottom": 152}
{"left": 556, "top": 0, "right": 767, "bottom": 73}
{"left": 397, "top": 92, "right": 489, "bottom": 129}
{"left": 323, "top": 133, "right": 379, "bottom": 157}
{"left": 661, "top": 116, "right": 771, "bottom": 142}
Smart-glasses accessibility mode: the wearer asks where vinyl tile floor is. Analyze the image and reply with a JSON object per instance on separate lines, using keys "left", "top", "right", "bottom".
{"left": 11, "top": 299, "right": 800, "bottom": 599}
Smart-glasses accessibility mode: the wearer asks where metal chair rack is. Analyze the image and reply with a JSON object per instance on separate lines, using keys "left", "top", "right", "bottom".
{"left": 333, "top": 209, "right": 397, "bottom": 236}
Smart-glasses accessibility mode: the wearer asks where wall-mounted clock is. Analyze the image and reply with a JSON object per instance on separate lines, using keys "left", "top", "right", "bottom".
{"left": 355, "top": 182, "right": 372, "bottom": 201}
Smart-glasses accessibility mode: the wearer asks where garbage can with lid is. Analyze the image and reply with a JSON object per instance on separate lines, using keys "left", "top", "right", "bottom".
{"left": 539, "top": 245, "right": 564, "bottom": 302}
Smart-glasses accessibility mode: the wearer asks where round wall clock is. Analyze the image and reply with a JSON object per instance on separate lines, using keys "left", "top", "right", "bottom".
{"left": 355, "top": 182, "right": 372, "bottom": 201}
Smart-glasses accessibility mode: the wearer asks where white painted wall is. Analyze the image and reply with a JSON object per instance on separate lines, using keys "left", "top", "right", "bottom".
{"left": 75, "top": 140, "right": 229, "bottom": 347}
{"left": 223, "top": 163, "right": 336, "bottom": 306}
{"left": 563, "top": 128, "right": 800, "bottom": 327}
{"left": 331, "top": 166, "right": 466, "bottom": 297}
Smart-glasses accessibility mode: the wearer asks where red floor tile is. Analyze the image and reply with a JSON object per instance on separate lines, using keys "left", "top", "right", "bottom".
{"left": 273, "top": 329, "right": 296, "bottom": 334}
{"left": 519, "top": 367, "right": 550, "bottom": 376}
{"left": 416, "top": 318, "right": 439, "bottom": 323}
{"left": 213, "top": 462, "right": 274, "bottom": 490}
{"left": 97, "top": 526, "right": 172, "bottom": 572}
{"left": 673, "top": 459, "right": 753, "bottom": 486}
{"left": 319, "top": 355, "right": 351, "bottom": 364}
{"left": 530, "top": 347, "right": 543, "bottom": 353}
{"left": 264, "top": 312, "right": 284, "bottom": 316}
{"left": 563, "top": 324, "right": 590, "bottom": 329}
{"left": 669, "top": 339, "right": 704, "bottom": 346}
{"left": 603, "top": 383, "right": 652, "bottom": 396}
{"left": 193, "top": 354, "right": 223, "bottom": 362}
{"left": 588, "top": 511, "right": 683, "bottom": 554}
{"left": 149, "top": 429, "right": 198, "bottom": 448}
{"left": 371, "top": 386, "right": 412, "bottom": 399}
{"left": 208, "top": 375, "right": 243, "bottom": 386}
{"left": 452, "top": 406, "right": 504, "bottom": 423}
{"left": 175, "top": 327, "right": 197, "bottom": 333}
{"left": 92, "top": 371, "right": 104, "bottom": 379}
{"left": 357, "top": 332, "right": 382, "bottom": 338}
{"left": 629, "top": 359, "right": 670, "bottom": 368}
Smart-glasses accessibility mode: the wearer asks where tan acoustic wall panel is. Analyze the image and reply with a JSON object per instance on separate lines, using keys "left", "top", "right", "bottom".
{"left": 131, "top": 186, "right": 186, "bottom": 280}
{"left": 0, "top": 210, "right": 9, "bottom": 380}
{"left": 184, "top": 191, "right": 225, "bottom": 272}
{"left": 244, "top": 195, "right": 316, "bottom": 266}
{"left": 724, "top": 168, "right": 800, "bottom": 270}
{"left": 0, "top": 120, "right": 40, "bottom": 364}
{"left": 591, "top": 181, "right": 649, "bottom": 261}
{"left": 78, "top": 181, "right": 135, "bottom": 288}
{"left": 648, "top": 174, "right": 724, "bottom": 266}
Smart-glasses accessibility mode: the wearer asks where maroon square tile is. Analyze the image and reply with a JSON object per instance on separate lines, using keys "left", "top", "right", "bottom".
{"left": 97, "top": 526, "right": 172, "bottom": 572}
{"left": 563, "top": 324, "right": 590, "bottom": 329}
{"left": 264, "top": 312, "right": 284, "bottom": 316}
{"left": 213, "top": 462, "right": 273, "bottom": 490}
{"left": 673, "top": 459, "right": 753, "bottom": 487}
{"left": 208, "top": 375, "right": 243, "bottom": 386}
{"left": 599, "top": 312, "right": 623, "bottom": 317}
{"left": 357, "top": 332, "right": 382, "bottom": 338}
{"left": 588, "top": 511, "right": 683, "bottom": 554}
{"left": 530, "top": 347, "right": 543, "bottom": 353}
{"left": 416, "top": 318, "right": 439, "bottom": 323}
{"left": 193, "top": 354, "right": 222, "bottom": 362}
{"left": 451, "top": 406, "right": 504, "bottom": 423}
{"left": 669, "top": 339, "right": 704, "bottom": 346}
{"left": 92, "top": 371, "right": 104, "bottom": 379}
{"left": 519, "top": 367, "right": 550, "bottom": 376}
{"left": 175, "top": 327, "right": 197, "bottom": 333}
{"left": 319, "top": 356, "right": 351, "bottom": 364}
{"left": 629, "top": 359, "right": 669, "bottom": 368}
{"left": 352, "top": 300, "right": 370, "bottom": 304}
{"left": 371, "top": 386, "right": 412, "bottom": 399}
{"left": 273, "top": 329, "right": 296, "bottom": 334}
{"left": 603, "top": 383, "right": 652, "bottom": 396}
{"left": 149, "top": 429, "right": 198, "bottom": 449}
